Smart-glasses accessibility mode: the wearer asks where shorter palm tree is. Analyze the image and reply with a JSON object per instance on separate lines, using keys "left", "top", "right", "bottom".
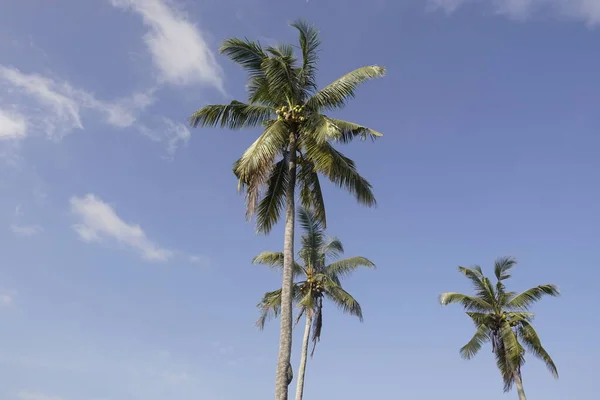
{"left": 440, "top": 256, "right": 559, "bottom": 400}
{"left": 254, "top": 207, "right": 374, "bottom": 400}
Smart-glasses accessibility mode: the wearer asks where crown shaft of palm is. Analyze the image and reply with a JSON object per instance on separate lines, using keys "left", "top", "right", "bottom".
{"left": 190, "top": 20, "right": 384, "bottom": 400}
{"left": 440, "top": 257, "right": 559, "bottom": 398}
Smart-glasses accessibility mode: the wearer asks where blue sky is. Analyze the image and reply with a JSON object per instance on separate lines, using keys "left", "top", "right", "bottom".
{"left": 1, "top": 0, "right": 599, "bottom": 399}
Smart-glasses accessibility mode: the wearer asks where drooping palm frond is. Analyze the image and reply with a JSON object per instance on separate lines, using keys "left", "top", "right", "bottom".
{"left": 320, "top": 237, "right": 344, "bottom": 260}
{"left": 460, "top": 324, "right": 490, "bottom": 360}
{"left": 518, "top": 320, "right": 559, "bottom": 378}
{"left": 323, "top": 283, "right": 363, "bottom": 321}
{"left": 304, "top": 140, "right": 376, "bottom": 207}
{"left": 256, "top": 286, "right": 303, "bottom": 329}
{"left": 255, "top": 155, "right": 289, "bottom": 233}
{"left": 306, "top": 66, "right": 386, "bottom": 111}
{"left": 439, "top": 292, "right": 493, "bottom": 311}
{"left": 324, "top": 117, "right": 383, "bottom": 143}
{"left": 507, "top": 284, "right": 560, "bottom": 310}
{"left": 297, "top": 161, "right": 326, "bottom": 227}
{"left": 252, "top": 251, "right": 305, "bottom": 277}
{"left": 189, "top": 101, "right": 274, "bottom": 129}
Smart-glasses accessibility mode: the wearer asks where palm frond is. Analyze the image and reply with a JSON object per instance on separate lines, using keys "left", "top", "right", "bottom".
{"left": 324, "top": 117, "right": 383, "bottom": 143}
{"left": 325, "top": 256, "right": 375, "bottom": 278}
{"left": 466, "top": 312, "right": 494, "bottom": 326}
{"left": 494, "top": 256, "right": 517, "bottom": 282}
{"left": 507, "top": 285, "right": 560, "bottom": 310}
{"left": 220, "top": 38, "right": 267, "bottom": 77}
{"left": 460, "top": 324, "right": 490, "bottom": 360}
{"left": 439, "top": 292, "right": 493, "bottom": 312}
{"left": 261, "top": 48, "right": 302, "bottom": 104}
{"left": 256, "top": 285, "right": 303, "bottom": 329}
{"left": 306, "top": 65, "right": 385, "bottom": 111}
{"left": 189, "top": 101, "right": 274, "bottom": 129}
{"left": 320, "top": 236, "right": 344, "bottom": 260}
{"left": 255, "top": 155, "right": 289, "bottom": 234}
{"left": 298, "top": 160, "right": 326, "bottom": 227}
{"left": 298, "top": 207, "right": 325, "bottom": 269}
{"left": 310, "top": 297, "right": 323, "bottom": 356}
{"left": 291, "top": 19, "right": 320, "bottom": 93}
{"left": 518, "top": 320, "right": 559, "bottom": 378}
{"left": 324, "top": 284, "right": 363, "bottom": 320}
{"left": 305, "top": 140, "right": 376, "bottom": 207}
{"left": 498, "top": 319, "right": 523, "bottom": 390}
{"left": 457, "top": 266, "right": 496, "bottom": 306}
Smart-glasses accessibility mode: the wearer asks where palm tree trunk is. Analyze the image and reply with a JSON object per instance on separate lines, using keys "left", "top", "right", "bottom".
{"left": 295, "top": 313, "right": 312, "bottom": 400}
{"left": 514, "top": 371, "right": 527, "bottom": 400}
{"left": 275, "top": 132, "right": 297, "bottom": 400}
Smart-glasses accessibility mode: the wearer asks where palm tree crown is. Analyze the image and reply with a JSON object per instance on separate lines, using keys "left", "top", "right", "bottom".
{"left": 254, "top": 207, "right": 375, "bottom": 353}
{"left": 440, "top": 257, "right": 559, "bottom": 393}
{"left": 190, "top": 20, "right": 385, "bottom": 233}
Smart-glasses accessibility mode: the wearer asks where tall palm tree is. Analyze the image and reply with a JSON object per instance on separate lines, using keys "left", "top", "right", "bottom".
{"left": 190, "top": 20, "right": 384, "bottom": 400}
{"left": 254, "top": 207, "right": 374, "bottom": 400}
{"left": 440, "top": 257, "right": 559, "bottom": 400}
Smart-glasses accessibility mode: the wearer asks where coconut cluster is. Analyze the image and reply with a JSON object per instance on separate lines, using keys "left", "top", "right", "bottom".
{"left": 275, "top": 104, "right": 307, "bottom": 123}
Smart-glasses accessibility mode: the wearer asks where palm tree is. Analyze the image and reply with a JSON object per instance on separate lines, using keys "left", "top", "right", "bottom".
{"left": 189, "top": 20, "right": 384, "bottom": 400}
{"left": 254, "top": 207, "right": 374, "bottom": 400}
{"left": 440, "top": 257, "right": 559, "bottom": 400}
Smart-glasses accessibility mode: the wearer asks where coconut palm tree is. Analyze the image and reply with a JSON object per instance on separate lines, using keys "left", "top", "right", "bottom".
{"left": 440, "top": 257, "right": 559, "bottom": 400}
{"left": 254, "top": 207, "right": 374, "bottom": 400}
{"left": 189, "top": 20, "right": 384, "bottom": 400}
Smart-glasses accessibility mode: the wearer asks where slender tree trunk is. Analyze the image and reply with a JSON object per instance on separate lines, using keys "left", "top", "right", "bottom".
{"left": 295, "top": 313, "right": 312, "bottom": 400}
{"left": 275, "top": 132, "right": 297, "bottom": 400}
{"left": 514, "top": 371, "right": 527, "bottom": 400}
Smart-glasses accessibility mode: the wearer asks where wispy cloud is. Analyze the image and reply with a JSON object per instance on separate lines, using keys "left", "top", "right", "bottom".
{"left": 0, "top": 66, "right": 155, "bottom": 140}
{"left": 10, "top": 224, "right": 43, "bottom": 237}
{"left": 138, "top": 117, "right": 191, "bottom": 159}
{"left": 70, "top": 194, "right": 173, "bottom": 262}
{"left": 0, "top": 108, "right": 27, "bottom": 140}
{"left": 110, "top": 0, "right": 224, "bottom": 91}
{"left": 428, "top": 0, "right": 600, "bottom": 24}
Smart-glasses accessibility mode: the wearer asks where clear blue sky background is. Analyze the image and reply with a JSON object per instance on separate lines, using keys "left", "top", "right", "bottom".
{"left": 1, "top": 1, "right": 598, "bottom": 399}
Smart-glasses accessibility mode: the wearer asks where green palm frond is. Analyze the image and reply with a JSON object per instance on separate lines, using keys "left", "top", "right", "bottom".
{"left": 518, "top": 321, "right": 559, "bottom": 378}
{"left": 458, "top": 266, "right": 497, "bottom": 306}
{"left": 324, "top": 284, "right": 363, "bottom": 321}
{"left": 320, "top": 237, "right": 344, "bottom": 260}
{"left": 325, "top": 256, "right": 375, "bottom": 278}
{"left": 256, "top": 285, "right": 303, "bottom": 329}
{"left": 325, "top": 117, "right": 383, "bottom": 143}
{"left": 507, "top": 285, "right": 560, "bottom": 310}
{"left": 460, "top": 324, "right": 490, "bottom": 360}
{"left": 261, "top": 48, "right": 301, "bottom": 103}
{"left": 306, "top": 65, "right": 386, "bottom": 111}
{"left": 298, "top": 207, "right": 325, "bottom": 269}
{"left": 255, "top": 156, "right": 289, "bottom": 234}
{"left": 439, "top": 292, "right": 493, "bottom": 312}
{"left": 252, "top": 251, "right": 304, "bottom": 277}
{"left": 498, "top": 320, "right": 523, "bottom": 391}
{"left": 298, "top": 161, "right": 326, "bottom": 227}
{"left": 291, "top": 19, "right": 320, "bottom": 93}
{"left": 189, "top": 101, "right": 274, "bottom": 129}
{"left": 305, "top": 140, "right": 376, "bottom": 207}
{"left": 466, "top": 312, "right": 493, "bottom": 326}
{"left": 494, "top": 256, "right": 517, "bottom": 282}
{"left": 220, "top": 38, "right": 267, "bottom": 77}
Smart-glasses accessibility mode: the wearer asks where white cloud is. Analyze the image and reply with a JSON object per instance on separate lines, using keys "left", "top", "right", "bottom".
{"left": 17, "top": 390, "right": 63, "bottom": 400}
{"left": 0, "top": 66, "right": 154, "bottom": 139}
{"left": 10, "top": 224, "right": 43, "bottom": 237}
{"left": 70, "top": 194, "right": 172, "bottom": 261}
{"left": 109, "top": 0, "right": 224, "bottom": 90}
{"left": 1, "top": 293, "right": 13, "bottom": 307}
{"left": 138, "top": 117, "right": 191, "bottom": 158}
{"left": 0, "top": 109, "right": 27, "bottom": 140}
{"left": 428, "top": 0, "right": 600, "bottom": 25}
